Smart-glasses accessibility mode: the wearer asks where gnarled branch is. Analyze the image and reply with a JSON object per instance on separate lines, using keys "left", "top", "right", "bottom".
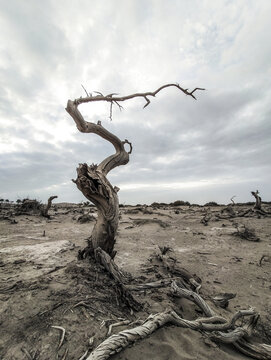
{"left": 66, "top": 84, "right": 204, "bottom": 257}
{"left": 86, "top": 308, "right": 257, "bottom": 360}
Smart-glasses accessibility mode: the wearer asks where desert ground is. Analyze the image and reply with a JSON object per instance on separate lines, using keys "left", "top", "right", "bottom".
{"left": 0, "top": 201, "right": 270, "bottom": 359}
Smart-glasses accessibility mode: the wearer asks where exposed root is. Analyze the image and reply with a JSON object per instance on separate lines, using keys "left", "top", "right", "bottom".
{"left": 85, "top": 278, "right": 270, "bottom": 360}
{"left": 86, "top": 308, "right": 258, "bottom": 360}
{"left": 107, "top": 320, "right": 131, "bottom": 336}
{"left": 156, "top": 249, "right": 201, "bottom": 290}
{"left": 94, "top": 247, "right": 142, "bottom": 311}
{"left": 127, "top": 278, "right": 178, "bottom": 291}
{"left": 170, "top": 280, "right": 215, "bottom": 317}
{"left": 234, "top": 339, "right": 271, "bottom": 360}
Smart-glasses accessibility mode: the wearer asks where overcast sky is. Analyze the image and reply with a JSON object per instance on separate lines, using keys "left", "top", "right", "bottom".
{"left": 0, "top": 0, "right": 270, "bottom": 205}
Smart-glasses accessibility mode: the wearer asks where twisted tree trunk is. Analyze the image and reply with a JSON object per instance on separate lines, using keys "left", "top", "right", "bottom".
{"left": 41, "top": 195, "right": 58, "bottom": 218}
{"left": 251, "top": 190, "right": 262, "bottom": 210}
{"left": 66, "top": 84, "right": 204, "bottom": 257}
{"left": 66, "top": 101, "right": 131, "bottom": 257}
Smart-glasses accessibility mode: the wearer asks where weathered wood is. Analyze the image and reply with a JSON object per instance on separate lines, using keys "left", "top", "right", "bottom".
{"left": 94, "top": 248, "right": 142, "bottom": 311}
{"left": 157, "top": 251, "right": 201, "bottom": 290}
{"left": 86, "top": 308, "right": 257, "bottom": 360}
{"left": 252, "top": 190, "right": 262, "bottom": 210}
{"left": 126, "top": 278, "right": 178, "bottom": 291}
{"left": 234, "top": 339, "right": 271, "bottom": 360}
{"left": 66, "top": 100, "right": 131, "bottom": 256}
{"left": 170, "top": 280, "right": 215, "bottom": 317}
{"left": 41, "top": 195, "right": 58, "bottom": 218}
{"left": 66, "top": 84, "right": 203, "bottom": 256}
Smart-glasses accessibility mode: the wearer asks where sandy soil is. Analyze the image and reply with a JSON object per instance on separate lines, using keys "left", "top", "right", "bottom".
{"left": 0, "top": 203, "right": 270, "bottom": 360}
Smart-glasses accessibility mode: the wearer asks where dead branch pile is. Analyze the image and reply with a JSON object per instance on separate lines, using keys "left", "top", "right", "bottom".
{"left": 233, "top": 224, "right": 260, "bottom": 242}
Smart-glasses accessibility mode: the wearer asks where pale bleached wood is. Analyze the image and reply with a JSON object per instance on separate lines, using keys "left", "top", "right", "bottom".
{"left": 86, "top": 308, "right": 257, "bottom": 360}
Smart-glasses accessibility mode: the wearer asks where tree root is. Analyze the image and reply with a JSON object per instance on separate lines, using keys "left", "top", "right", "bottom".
{"left": 86, "top": 307, "right": 260, "bottom": 360}
{"left": 156, "top": 250, "right": 201, "bottom": 290}
{"left": 85, "top": 280, "right": 271, "bottom": 360}
{"left": 234, "top": 339, "right": 271, "bottom": 360}
{"left": 170, "top": 280, "right": 215, "bottom": 316}
{"left": 94, "top": 248, "right": 142, "bottom": 311}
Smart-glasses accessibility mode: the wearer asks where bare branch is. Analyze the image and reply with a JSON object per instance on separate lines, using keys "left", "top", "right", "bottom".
{"left": 231, "top": 196, "right": 236, "bottom": 205}
{"left": 81, "top": 84, "right": 90, "bottom": 97}
{"left": 72, "top": 83, "right": 205, "bottom": 109}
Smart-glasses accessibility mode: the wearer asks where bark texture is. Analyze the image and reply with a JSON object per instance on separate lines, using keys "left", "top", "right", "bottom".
{"left": 66, "top": 100, "right": 131, "bottom": 257}
{"left": 86, "top": 281, "right": 271, "bottom": 360}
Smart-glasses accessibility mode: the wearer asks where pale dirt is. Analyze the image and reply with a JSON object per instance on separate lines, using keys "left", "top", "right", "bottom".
{"left": 0, "top": 204, "right": 270, "bottom": 360}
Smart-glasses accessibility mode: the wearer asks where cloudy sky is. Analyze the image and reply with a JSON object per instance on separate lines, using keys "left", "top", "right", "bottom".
{"left": 0, "top": 0, "right": 270, "bottom": 205}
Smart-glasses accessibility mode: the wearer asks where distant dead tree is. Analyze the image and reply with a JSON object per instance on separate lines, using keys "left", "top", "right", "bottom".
{"left": 251, "top": 190, "right": 262, "bottom": 210}
{"left": 40, "top": 195, "right": 58, "bottom": 218}
{"left": 230, "top": 195, "right": 236, "bottom": 205}
{"left": 66, "top": 84, "right": 204, "bottom": 258}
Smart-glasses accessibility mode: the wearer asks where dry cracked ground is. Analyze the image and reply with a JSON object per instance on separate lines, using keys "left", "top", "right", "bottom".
{"left": 0, "top": 203, "right": 270, "bottom": 360}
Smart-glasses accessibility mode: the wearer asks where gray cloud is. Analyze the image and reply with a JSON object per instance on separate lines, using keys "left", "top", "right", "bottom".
{"left": 0, "top": 0, "right": 270, "bottom": 204}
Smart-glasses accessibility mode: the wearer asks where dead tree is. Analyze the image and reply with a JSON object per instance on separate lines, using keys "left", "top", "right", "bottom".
{"left": 66, "top": 84, "right": 204, "bottom": 258}
{"left": 230, "top": 195, "right": 236, "bottom": 205}
{"left": 40, "top": 195, "right": 58, "bottom": 218}
{"left": 251, "top": 190, "right": 262, "bottom": 210}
